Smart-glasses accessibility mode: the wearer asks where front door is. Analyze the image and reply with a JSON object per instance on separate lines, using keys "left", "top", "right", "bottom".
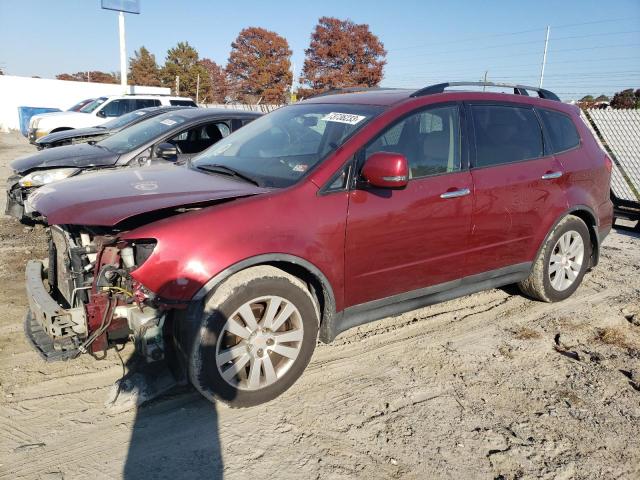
{"left": 344, "top": 104, "right": 473, "bottom": 307}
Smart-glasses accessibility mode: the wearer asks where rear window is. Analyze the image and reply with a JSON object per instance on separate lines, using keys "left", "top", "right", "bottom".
{"left": 170, "top": 100, "right": 197, "bottom": 107}
{"left": 471, "top": 105, "right": 544, "bottom": 167}
{"left": 538, "top": 109, "right": 580, "bottom": 153}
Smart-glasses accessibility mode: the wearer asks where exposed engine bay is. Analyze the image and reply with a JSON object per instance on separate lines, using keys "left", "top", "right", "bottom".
{"left": 27, "top": 225, "right": 165, "bottom": 363}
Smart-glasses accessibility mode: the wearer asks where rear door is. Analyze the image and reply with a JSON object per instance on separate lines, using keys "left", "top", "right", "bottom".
{"left": 344, "top": 103, "right": 473, "bottom": 307}
{"left": 465, "top": 103, "right": 568, "bottom": 275}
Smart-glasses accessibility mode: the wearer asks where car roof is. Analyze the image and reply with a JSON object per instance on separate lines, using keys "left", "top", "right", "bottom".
{"left": 160, "top": 108, "right": 262, "bottom": 120}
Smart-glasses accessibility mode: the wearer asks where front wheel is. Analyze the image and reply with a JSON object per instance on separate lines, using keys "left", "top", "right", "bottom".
{"left": 518, "top": 215, "right": 592, "bottom": 302}
{"left": 189, "top": 266, "right": 319, "bottom": 408}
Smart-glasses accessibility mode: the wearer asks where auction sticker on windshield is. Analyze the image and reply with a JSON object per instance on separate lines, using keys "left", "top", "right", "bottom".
{"left": 160, "top": 119, "right": 177, "bottom": 126}
{"left": 321, "top": 112, "right": 366, "bottom": 125}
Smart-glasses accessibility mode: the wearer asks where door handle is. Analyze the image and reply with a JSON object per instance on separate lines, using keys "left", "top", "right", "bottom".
{"left": 440, "top": 188, "right": 471, "bottom": 199}
{"left": 541, "top": 171, "right": 563, "bottom": 180}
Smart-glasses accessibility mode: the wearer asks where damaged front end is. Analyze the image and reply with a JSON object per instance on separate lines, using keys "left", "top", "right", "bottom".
{"left": 25, "top": 225, "right": 165, "bottom": 363}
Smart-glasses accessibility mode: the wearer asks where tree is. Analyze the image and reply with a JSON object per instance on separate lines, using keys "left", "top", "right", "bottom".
{"left": 299, "top": 17, "right": 386, "bottom": 96}
{"left": 129, "top": 46, "right": 161, "bottom": 86}
{"left": 160, "top": 41, "right": 211, "bottom": 102}
{"left": 199, "top": 58, "right": 228, "bottom": 103}
{"left": 595, "top": 94, "right": 610, "bottom": 102}
{"left": 226, "top": 27, "right": 292, "bottom": 104}
{"left": 610, "top": 88, "right": 640, "bottom": 109}
{"left": 55, "top": 71, "right": 118, "bottom": 83}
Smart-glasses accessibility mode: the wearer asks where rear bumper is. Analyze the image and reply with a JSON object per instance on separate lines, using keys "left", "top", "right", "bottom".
{"left": 25, "top": 260, "right": 86, "bottom": 352}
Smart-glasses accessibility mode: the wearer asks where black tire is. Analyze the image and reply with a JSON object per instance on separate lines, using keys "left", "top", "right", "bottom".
{"left": 518, "top": 215, "right": 592, "bottom": 302}
{"left": 189, "top": 265, "right": 319, "bottom": 408}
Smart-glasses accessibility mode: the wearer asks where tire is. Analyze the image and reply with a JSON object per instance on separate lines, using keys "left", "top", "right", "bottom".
{"left": 189, "top": 265, "right": 319, "bottom": 408}
{"left": 518, "top": 215, "right": 592, "bottom": 302}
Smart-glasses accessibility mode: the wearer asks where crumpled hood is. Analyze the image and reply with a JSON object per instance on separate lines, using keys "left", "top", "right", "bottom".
{"left": 37, "top": 126, "right": 108, "bottom": 146}
{"left": 11, "top": 143, "right": 119, "bottom": 173}
{"left": 28, "top": 164, "right": 269, "bottom": 226}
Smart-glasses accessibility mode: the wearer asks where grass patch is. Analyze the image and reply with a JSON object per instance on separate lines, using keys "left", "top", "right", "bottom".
{"left": 512, "top": 327, "right": 542, "bottom": 340}
{"left": 595, "top": 327, "right": 634, "bottom": 350}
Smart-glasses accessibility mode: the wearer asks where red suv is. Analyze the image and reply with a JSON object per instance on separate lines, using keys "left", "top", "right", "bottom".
{"left": 24, "top": 82, "right": 613, "bottom": 407}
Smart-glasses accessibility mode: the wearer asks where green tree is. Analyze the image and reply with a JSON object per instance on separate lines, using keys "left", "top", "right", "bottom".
{"left": 129, "top": 46, "right": 161, "bottom": 86}
{"left": 160, "top": 41, "right": 211, "bottom": 101}
{"left": 594, "top": 94, "right": 610, "bottom": 102}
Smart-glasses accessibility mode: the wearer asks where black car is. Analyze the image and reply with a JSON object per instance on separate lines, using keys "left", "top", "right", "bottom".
{"left": 35, "top": 106, "right": 189, "bottom": 150}
{"left": 6, "top": 108, "right": 261, "bottom": 222}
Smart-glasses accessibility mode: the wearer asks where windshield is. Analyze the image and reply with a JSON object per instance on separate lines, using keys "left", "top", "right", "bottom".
{"left": 97, "top": 112, "right": 188, "bottom": 154}
{"left": 192, "top": 103, "right": 383, "bottom": 187}
{"left": 67, "top": 99, "right": 93, "bottom": 112}
{"left": 80, "top": 97, "right": 107, "bottom": 113}
{"left": 100, "top": 109, "right": 157, "bottom": 130}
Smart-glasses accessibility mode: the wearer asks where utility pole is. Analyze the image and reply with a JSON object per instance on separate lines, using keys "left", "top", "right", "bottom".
{"left": 176, "top": 76, "right": 180, "bottom": 96}
{"left": 483, "top": 70, "right": 488, "bottom": 91}
{"left": 539, "top": 26, "right": 550, "bottom": 88}
{"left": 196, "top": 74, "right": 200, "bottom": 104}
{"left": 118, "top": 11, "right": 127, "bottom": 92}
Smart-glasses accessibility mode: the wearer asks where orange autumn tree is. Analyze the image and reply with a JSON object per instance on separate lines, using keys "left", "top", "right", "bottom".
{"left": 299, "top": 17, "right": 386, "bottom": 97}
{"left": 226, "top": 27, "right": 292, "bottom": 104}
{"left": 199, "top": 58, "right": 229, "bottom": 103}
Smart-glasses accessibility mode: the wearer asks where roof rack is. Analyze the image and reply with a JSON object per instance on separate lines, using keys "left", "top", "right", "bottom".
{"left": 410, "top": 82, "right": 560, "bottom": 101}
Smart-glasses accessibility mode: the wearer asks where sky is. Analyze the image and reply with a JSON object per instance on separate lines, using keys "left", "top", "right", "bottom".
{"left": 0, "top": 0, "right": 638, "bottom": 101}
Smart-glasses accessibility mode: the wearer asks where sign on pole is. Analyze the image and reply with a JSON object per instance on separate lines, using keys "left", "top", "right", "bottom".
{"left": 101, "top": 0, "right": 140, "bottom": 14}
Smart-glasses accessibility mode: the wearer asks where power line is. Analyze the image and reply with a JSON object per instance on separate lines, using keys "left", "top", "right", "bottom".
{"left": 386, "top": 16, "right": 639, "bottom": 52}
{"left": 391, "top": 30, "right": 640, "bottom": 61}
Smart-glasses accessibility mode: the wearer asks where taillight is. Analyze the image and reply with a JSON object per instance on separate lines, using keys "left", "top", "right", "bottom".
{"left": 604, "top": 154, "right": 613, "bottom": 173}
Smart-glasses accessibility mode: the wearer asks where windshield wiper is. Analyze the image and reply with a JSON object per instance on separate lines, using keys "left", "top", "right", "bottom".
{"left": 196, "top": 164, "right": 260, "bottom": 186}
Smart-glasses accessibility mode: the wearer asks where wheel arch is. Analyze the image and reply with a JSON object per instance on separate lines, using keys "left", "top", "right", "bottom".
{"left": 535, "top": 205, "right": 600, "bottom": 269}
{"left": 191, "top": 254, "right": 338, "bottom": 342}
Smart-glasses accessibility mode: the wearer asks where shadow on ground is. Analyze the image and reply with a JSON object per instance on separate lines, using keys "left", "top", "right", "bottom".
{"left": 123, "top": 391, "right": 224, "bottom": 480}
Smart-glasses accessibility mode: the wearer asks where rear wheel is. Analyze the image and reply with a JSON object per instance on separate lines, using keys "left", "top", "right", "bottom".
{"left": 518, "top": 215, "right": 592, "bottom": 302}
{"left": 189, "top": 266, "right": 319, "bottom": 408}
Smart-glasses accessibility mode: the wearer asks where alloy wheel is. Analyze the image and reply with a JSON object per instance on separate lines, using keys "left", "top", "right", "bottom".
{"left": 215, "top": 296, "right": 304, "bottom": 390}
{"left": 548, "top": 230, "right": 584, "bottom": 291}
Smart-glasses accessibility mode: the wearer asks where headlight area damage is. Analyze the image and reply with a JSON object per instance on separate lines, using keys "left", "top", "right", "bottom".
{"left": 25, "top": 225, "right": 164, "bottom": 362}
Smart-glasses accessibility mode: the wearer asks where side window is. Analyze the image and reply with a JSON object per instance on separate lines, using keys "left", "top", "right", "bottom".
{"left": 471, "top": 105, "right": 544, "bottom": 167}
{"left": 538, "top": 109, "right": 580, "bottom": 153}
{"left": 135, "top": 99, "right": 160, "bottom": 109}
{"left": 101, "top": 99, "right": 127, "bottom": 117}
{"left": 364, "top": 105, "right": 462, "bottom": 179}
{"left": 168, "top": 123, "right": 226, "bottom": 154}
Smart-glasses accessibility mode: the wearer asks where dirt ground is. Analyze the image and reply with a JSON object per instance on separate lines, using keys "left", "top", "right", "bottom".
{"left": 0, "top": 131, "right": 638, "bottom": 480}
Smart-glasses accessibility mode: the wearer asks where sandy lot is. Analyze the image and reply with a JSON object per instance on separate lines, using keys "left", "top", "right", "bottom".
{"left": 0, "top": 132, "right": 639, "bottom": 480}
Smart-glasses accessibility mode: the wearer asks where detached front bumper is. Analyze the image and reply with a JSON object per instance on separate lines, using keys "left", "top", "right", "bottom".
{"left": 24, "top": 260, "right": 86, "bottom": 359}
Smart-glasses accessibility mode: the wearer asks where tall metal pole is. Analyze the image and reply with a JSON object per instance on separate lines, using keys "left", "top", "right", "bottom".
{"left": 539, "top": 26, "right": 550, "bottom": 88}
{"left": 118, "top": 11, "right": 127, "bottom": 92}
{"left": 196, "top": 74, "right": 200, "bottom": 104}
{"left": 483, "top": 70, "right": 488, "bottom": 91}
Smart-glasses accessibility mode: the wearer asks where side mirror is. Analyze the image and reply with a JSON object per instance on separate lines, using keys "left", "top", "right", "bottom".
{"left": 155, "top": 142, "right": 178, "bottom": 161}
{"left": 361, "top": 152, "right": 409, "bottom": 189}
{"left": 96, "top": 109, "right": 106, "bottom": 118}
